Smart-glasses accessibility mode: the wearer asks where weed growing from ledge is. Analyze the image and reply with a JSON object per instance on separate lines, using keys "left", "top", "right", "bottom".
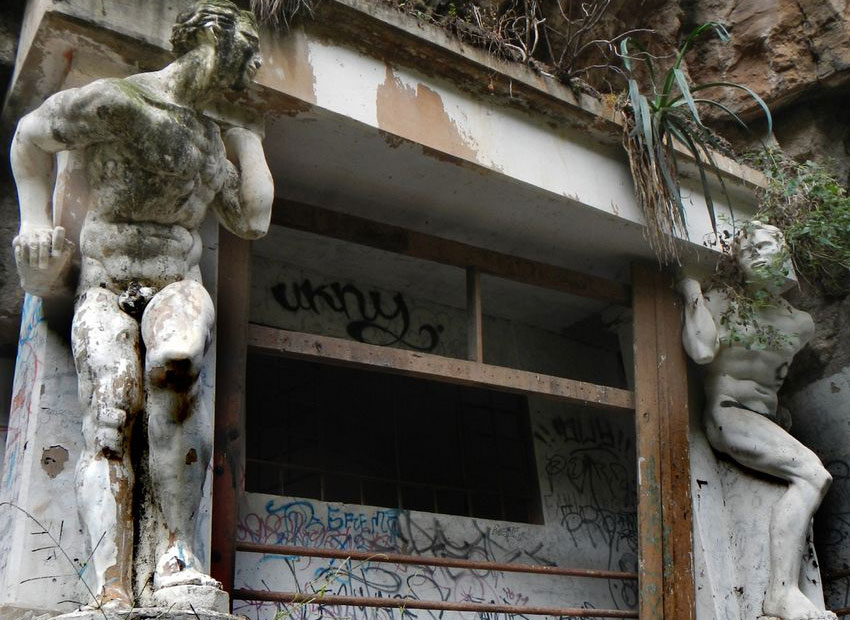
{"left": 379, "top": 0, "right": 648, "bottom": 88}
{"left": 619, "top": 23, "right": 772, "bottom": 263}
{"left": 748, "top": 150, "right": 850, "bottom": 297}
{"left": 250, "top": 0, "right": 314, "bottom": 28}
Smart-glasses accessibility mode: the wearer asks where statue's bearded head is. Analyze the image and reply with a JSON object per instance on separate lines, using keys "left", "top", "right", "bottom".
{"left": 171, "top": 0, "right": 261, "bottom": 90}
{"left": 733, "top": 221, "right": 789, "bottom": 287}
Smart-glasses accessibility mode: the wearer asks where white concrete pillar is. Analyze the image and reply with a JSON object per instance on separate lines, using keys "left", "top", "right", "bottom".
{"left": 0, "top": 294, "right": 87, "bottom": 618}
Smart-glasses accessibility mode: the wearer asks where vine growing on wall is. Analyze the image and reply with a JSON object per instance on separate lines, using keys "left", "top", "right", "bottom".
{"left": 748, "top": 150, "right": 850, "bottom": 297}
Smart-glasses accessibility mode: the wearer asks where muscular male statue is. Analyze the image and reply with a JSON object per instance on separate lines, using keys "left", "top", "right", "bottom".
{"left": 10, "top": 0, "right": 272, "bottom": 610}
{"left": 678, "top": 223, "right": 835, "bottom": 620}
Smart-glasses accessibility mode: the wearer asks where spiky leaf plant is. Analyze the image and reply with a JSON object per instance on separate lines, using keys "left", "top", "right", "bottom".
{"left": 620, "top": 23, "right": 772, "bottom": 262}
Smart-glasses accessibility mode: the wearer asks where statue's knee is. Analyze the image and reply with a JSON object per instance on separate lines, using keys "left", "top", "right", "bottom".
{"left": 813, "top": 466, "right": 833, "bottom": 496}
{"left": 146, "top": 355, "right": 201, "bottom": 391}
{"left": 801, "top": 464, "right": 832, "bottom": 498}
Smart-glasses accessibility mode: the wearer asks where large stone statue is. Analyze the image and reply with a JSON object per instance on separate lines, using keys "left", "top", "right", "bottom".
{"left": 678, "top": 222, "right": 835, "bottom": 620}
{"left": 9, "top": 0, "right": 272, "bottom": 612}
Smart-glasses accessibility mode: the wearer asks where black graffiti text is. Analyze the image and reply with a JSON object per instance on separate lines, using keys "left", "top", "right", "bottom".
{"left": 272, "top": 279, "right": 442, "bottom": 352}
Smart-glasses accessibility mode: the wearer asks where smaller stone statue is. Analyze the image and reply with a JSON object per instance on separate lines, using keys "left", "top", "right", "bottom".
{"left": 678, "top": 222, "right": 835, "bottom": 620}
{"left": 10, "top": 0, "right": 272, "bottom": 614}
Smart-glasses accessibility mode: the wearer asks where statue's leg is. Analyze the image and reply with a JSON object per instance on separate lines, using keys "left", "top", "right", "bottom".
{"left": 705, "top": 404, "right": 834, "bottom": 620}
{"left": 72, "top": 287, "right": 143, "bottom": 608}
{"left": 140, "top": 280, "right": 217, "bottom": 590}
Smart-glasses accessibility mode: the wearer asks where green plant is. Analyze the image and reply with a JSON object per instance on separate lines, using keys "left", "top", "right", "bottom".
{"left": 749, "top": 151, "right": 850, "bottom": 296}
{"left": 620, "top": 23, "right": 772, "bottom": 262}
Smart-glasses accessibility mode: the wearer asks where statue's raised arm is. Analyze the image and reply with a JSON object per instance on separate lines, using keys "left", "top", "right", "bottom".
{"left": 676, "top": 275, "right": 720, "bottom": 365}
{"left": 213, "top": 125, "right": 274, "bottom": 239}
{"left": 10, "top": 81, "right": 127, "bottom": 296}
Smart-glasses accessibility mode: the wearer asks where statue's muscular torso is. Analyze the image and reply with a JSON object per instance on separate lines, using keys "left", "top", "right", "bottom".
{"left": 702, "top": 287, "right": 814, "bottom": 420}
{"left": 72, "top": 78, "right": 230, "bottom": 293}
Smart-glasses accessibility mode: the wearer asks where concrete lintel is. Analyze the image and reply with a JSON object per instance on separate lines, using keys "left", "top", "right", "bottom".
{"left": 1, "top": 0, "right": 764, "bottom": 271}
{"left": 306, "top": 0, "right": 767, "bottom": 190}
{"left": 4, "top": 0, "right": 765, "bottom": 193}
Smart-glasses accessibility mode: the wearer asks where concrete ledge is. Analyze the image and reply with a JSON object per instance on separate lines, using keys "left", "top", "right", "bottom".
{"left": 3, "top": 0, "right": 766, "bottom": 192}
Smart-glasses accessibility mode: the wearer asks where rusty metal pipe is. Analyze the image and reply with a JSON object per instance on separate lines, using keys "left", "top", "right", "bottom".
{"left": 236, "top": 542, "right": 638, "bottom": 581}
{"left": 233, "top": 589, "right": 638, "bottom": 618}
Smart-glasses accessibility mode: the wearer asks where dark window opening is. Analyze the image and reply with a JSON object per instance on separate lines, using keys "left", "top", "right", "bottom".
{"left": 246, "top": 353, "right": 543, "bottom": 524}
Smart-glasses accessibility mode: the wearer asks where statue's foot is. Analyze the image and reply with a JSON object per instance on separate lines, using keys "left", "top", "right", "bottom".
{"left": 153, "top": 550, "right": 229, "bottom": 613}
{"left": 155, "top": 565, "right": 222, "bottom": 589}
{"left": 154, "top": 548, "right": 221, "bottom": 591}
{"left": 81, "top": 585, "right": 133, "bottom": 612}
{"left": 763, "top": 587, "right": 838, "bottom": 620}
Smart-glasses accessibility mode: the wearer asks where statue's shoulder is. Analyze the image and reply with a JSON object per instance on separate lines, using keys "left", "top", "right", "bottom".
{"left": 778, "top": 297, "right": 815, "bottom": 344}
{"left": 701, "top": 284, "right": 732, "bottom": 315}
{"left": 51, "top": 77, "right": 149, "bottom": 120}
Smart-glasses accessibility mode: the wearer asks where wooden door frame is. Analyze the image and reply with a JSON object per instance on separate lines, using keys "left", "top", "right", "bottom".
{"left": 210, "top": 210, "right": 696, "bottom": 619}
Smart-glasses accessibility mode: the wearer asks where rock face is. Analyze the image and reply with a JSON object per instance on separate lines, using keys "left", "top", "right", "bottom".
{"left": 607, "top": 0, "right": 850, "bottom": 181}
{"left": 681, "top": 0, "right": 850, "bottom": 184}
{"left": 685, "top": 0, "right": 850, "bottom": 113}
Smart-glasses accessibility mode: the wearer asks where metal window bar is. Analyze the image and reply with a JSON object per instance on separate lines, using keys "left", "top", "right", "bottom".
{"left": 236, "top": 542, "right": 637, "bottom": 579}
{"left": 235, "top": 542, "right": 638, "bottom": 618}
{"left": 233, "top": 589, "right": 638, "bottom": 618}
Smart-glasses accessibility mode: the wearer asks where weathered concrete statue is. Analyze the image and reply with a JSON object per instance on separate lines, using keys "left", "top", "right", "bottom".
{"left": 678, "top": 223, "right": 835, "bottom": 620}
{"left": 10, "top": 0, "right": 272, "bottom": 612}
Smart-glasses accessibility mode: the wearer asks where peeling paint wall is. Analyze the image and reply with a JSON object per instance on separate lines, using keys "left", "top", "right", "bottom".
{"left": 0, "top": 294, "right": 89, "bottom": 614}
{"left": 251, "top": 21, "right": 755, "bottom": 248}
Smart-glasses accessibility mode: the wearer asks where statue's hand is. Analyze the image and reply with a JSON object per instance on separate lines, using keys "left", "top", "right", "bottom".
{"left": 13, "top": 226, "right": 75, "bottom": 297}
